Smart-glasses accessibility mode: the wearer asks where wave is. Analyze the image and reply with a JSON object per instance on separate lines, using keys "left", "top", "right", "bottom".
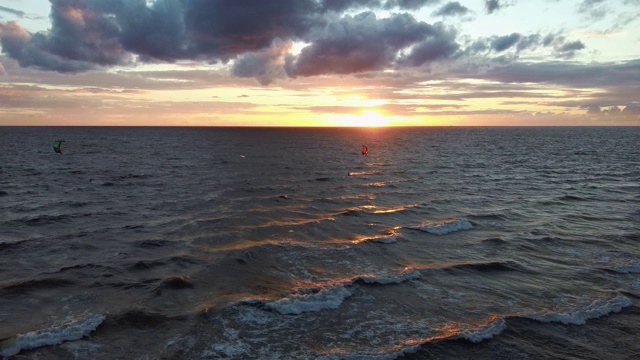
{"left": 558, "top": 194, "right": 588, "bottom": 202}
{"left": 243, "top": 268, "right": 421, "bottom": 315}
{"left": 318, "top": 294, "right": 631, "bottom": 360}
{"left": 443, "top": 260, "right": 529, "bottom": 273}
{"left": 152, "top": 275, "right": 195, "bottom": 295}
{"left": 264, "top": 284, "right": 353, "bottom": 315}
{"left": 0, "top": 314, "right": 105, "bottom": 357}
{"left": 1, "top": 278, "right": 75, "bottom": 296}
{"left": 106, "top": 309, "right": 186, "bottom": 329}
{"left": 318, "top": 316, "right": 507, "bottom": 360}
{"left": 455, "top": 318, "right": 508, "bottom": 343}
{"left": 348, "top": 170, "right": 382, "bottom": 177}
{"left": 524, "top": 294, "right": 631, "bottom": 325}
{"left": 355, "top": 269, "right": 421, "bottom": 285}
{"left": 372, "top": 204, "right": 418, "bottom": 215}
{"left": 355, "top": 233, "right": 399, "bottom": 244}
{"left": 481, "top": 237, "right": 507, "bottom": 245}
{"left": 412, "top": 219, "right": 473, "bottom": 235}
{"left": 601, "top": 263, "right": 640, "bottom": 274}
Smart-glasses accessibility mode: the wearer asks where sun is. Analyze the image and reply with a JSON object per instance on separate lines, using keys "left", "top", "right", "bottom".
{"left": 359, "top": 110, "right": 390, "bottom": 126}
{"left": 332, "top": 110, "right": 391, "bottom": 127}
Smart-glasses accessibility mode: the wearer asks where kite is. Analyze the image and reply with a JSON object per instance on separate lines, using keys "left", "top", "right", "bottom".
{"left": 53, "top": 140, "right": 64, "bottom": 154}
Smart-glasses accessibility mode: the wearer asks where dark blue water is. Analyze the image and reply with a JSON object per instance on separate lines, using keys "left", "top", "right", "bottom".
{"left": 1, "top": 126, "right": 639, "bottom": 359}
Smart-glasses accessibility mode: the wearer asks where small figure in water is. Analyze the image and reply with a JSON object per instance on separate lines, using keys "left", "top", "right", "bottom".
{"left": 362, "top": 145, "right": 368, "bottom": 156}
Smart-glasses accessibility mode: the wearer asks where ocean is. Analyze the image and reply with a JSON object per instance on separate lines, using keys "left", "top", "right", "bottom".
{"left": 0, "top": 126, "right": 639, "bottom": 359}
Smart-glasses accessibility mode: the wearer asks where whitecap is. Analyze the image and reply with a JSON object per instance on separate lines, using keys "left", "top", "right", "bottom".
{"left": 265, "top": 285, "right": 353, "bottom": 315}
{"left": 456, "top": 318, "right": 507, "bottom": 343}
{"left": 415, "top": 218, "right": 473, "bottom": 235}
{"left": 0, "top": 314, "right": 105, "bottom": 357}
{"left": 525, "top": 294, "right": 632, "bottom": 325}
{"left": 357, "top": 269, "right": 421, "bottom": 285}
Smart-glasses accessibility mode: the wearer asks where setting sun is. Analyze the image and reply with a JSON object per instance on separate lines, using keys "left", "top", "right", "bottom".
{"left": 330, "top": 110, "right": 391, "bottom": 127}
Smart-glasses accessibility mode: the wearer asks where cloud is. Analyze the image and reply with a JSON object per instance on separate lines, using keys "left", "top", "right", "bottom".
{"left": 398, "top": 24, "right": 459, "bottom": 66}
{"left": 622, "top": 102, "right": 640, "bottom": 114}
{"left": 578, "top": 0, "right": 608, "bottom": 20}
{"left": 0, "top": 0, "right": 321, "bottom": 71}
{"left": 0, "top": 21, "right": 100, "bottom": 72}
{"left": 383, "top": 0, "right": 440, "bottom": 10}
{"left": 485, "top": 0, "right": 503, "bottom": 14}
{"left": 1, "top": 0, "right": 454, "bottom": 82}
{"left": 286, "top": 12, "right": 456, "bottom": 76}
{"left": 491, "top": 33, "right": 521, "bottom": 52}
{"left": 433, "top": 2, "right": 469, "bottom": 17}
{"left": 319, "top": 0, "right": 437, "bottom": 12}
{"left": 0, "top": 6, "right": 26, "bottom": 18}
{"left": 542, "top": 34, "right": 586, "bottom": 59}
{"left": 232, "top": 40, "right": 292, "bottom": 85}
{"left": 474, "top": 59, "right": 640, "bottom": 89}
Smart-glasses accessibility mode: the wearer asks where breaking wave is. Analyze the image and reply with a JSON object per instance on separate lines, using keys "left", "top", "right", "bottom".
{"left": 244, "top": 268, "right": 421, "bottom": 315}
{"left": 525, "top": 294, "right": 631, "bottom": 325}
{"left": 0, "top": 314, "right": 105, "bottom": 357}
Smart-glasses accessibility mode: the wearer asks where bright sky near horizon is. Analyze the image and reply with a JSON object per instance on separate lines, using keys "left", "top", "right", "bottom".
{"left": 0, "top": 0, "right": 639, "bottom": 126}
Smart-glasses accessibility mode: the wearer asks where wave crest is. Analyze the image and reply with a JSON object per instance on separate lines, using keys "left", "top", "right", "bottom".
{"left": 0, "top": 314, "right": 105, "bottom": 357}
{"left": 414, "top": 219, "right": 473, "bottom": 235}
{"left": 525, "top": 294, "right": 631, "bottom": 325}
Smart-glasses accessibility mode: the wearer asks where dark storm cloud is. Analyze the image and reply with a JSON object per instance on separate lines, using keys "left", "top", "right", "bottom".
{"left": 433, "top": 2, "right": 469, "bottom": 17}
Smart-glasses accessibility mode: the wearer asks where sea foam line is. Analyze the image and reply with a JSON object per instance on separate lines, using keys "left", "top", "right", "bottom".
{"left": 0, "top": 314, "right": 105, "bottom": 357}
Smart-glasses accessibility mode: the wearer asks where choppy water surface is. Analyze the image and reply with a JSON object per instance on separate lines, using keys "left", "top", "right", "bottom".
{"left": 1, "top": 126, "right": 639, "bottom": 359}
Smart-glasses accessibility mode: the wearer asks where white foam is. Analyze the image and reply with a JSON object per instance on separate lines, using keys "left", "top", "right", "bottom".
{"left": 526, "top": 294, "right": 632, "bottom": 325}
{"left": 0, "top": 314, "right": 105, "bottom": 357}
{"left": 416, "top": 219, "right": 473, "bottom": 235}
{"left": 205, "top": 327, "right": 251, "bottom": 358}
{"left": 265, "top": 285, "right": 353, "bottom": 315}
{"left": 456, "top": 318, "right": 507, "bottom": 343}
{"left": 357, "top": 269, "right": 421, "bottom": 284}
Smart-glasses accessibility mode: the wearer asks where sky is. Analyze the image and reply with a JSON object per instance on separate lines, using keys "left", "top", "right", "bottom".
{"left": 0, "top": 0, "right": 639, "bottom": 126}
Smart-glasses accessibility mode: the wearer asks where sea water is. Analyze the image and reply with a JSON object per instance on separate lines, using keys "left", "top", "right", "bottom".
{"left": 0, "top": 126, "right": 639, "bottom": 359}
